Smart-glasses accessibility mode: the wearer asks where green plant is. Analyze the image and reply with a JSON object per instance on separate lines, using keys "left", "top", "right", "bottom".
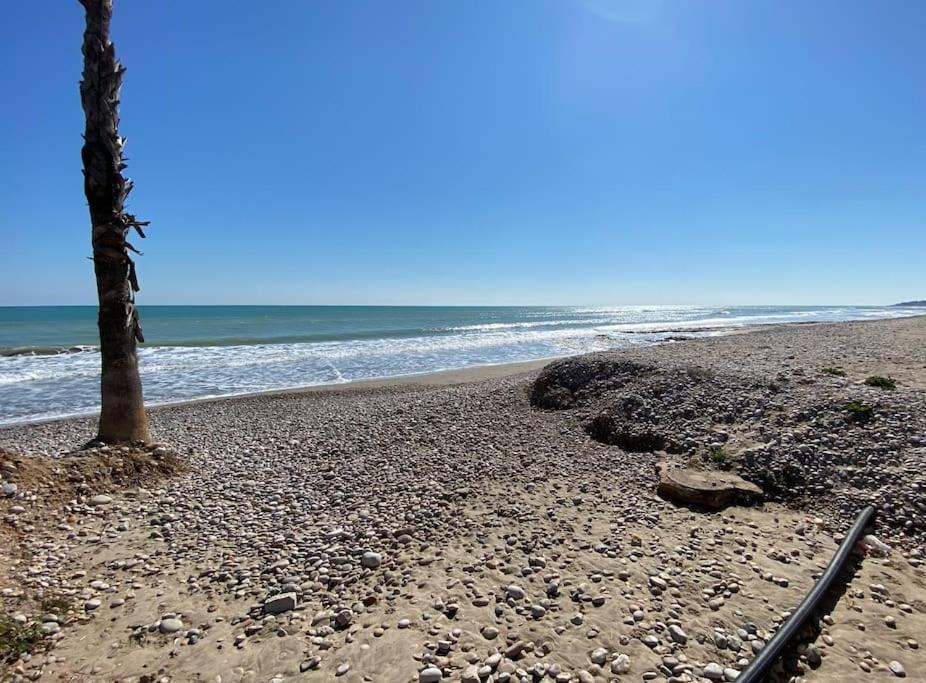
{"left": 704, "top": 444, "right": 731, "bottom": 468}
{"left": 0, "top": 617, "right": 41, "bottom": 665}
{"left": 864, "top": 375, "right": 896, "bottom": 390}
{"left": 822, "top": 367, "right": 847, "bottom": 377}
{"left": 845, "top": 401, "right": 874, "bottom": 422}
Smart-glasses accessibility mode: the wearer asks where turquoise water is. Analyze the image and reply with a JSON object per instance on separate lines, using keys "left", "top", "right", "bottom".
{"left": 0, "top": 304, "right": 920, "bottom": 424}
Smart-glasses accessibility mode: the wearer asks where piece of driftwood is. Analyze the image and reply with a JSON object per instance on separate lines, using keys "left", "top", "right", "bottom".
{"left": 656, "top": 462, "right": 763, "bottom": 509}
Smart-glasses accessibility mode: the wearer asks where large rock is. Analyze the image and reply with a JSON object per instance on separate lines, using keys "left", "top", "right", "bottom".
{"left": 263, "top": 592, "right": 297, "bottom": 614}
{"left": 656, "top": 463, "right": 762, "bottom": 509}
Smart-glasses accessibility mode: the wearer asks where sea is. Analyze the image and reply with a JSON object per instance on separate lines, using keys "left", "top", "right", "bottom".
{"left": 0, "top": 304, "right": 920, "bottom": 426}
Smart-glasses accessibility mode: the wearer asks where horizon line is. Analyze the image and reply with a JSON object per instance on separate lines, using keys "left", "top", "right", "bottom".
{"left": 0, "top": 302, "right": 915, "bottom": 309}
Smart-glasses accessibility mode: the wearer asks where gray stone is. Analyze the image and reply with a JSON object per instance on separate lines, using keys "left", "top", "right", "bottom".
{"left": 704, "top": 663, "right": 724, "bottom": 680}
{"left": 361, "top": 551, "right": 382, "bottom": 568}
{"left": 300, "top": 657, "right": 320, "bottom": 672}
{"left": 649, "top": 576, "right": 667, "bottom": 591}
{"left": 805, "top": 644, "right": 822, "bottom": 667}
{"left": 263, "top": 592, "right": 297, "bottom": 614}
{"left": 611, "top": 654, "right": 631, "bottom": 674}
{"left": 159, "top": 618, "right": 183, "bottom": 634}
{"left": 40, "top": 622, "right": 61, "bottom": 636}
{"left": 668, "top": 624, "right": 688, "bottom": 644}
{"left": 419, "top": 666, "right": 443, "bottom": 683}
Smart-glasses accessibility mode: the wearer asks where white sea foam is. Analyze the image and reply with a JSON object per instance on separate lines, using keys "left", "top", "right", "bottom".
{"left": 0, "top": 305, "right": 920, "bottom": 425}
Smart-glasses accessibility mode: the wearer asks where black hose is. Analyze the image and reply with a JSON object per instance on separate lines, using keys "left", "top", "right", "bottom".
{"left": 736, "top": 505, "right": 876, "bottom": 683}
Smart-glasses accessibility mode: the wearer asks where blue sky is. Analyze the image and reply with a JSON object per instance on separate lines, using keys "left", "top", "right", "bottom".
{"left": 2, "top": 0, "right": 924, "bottom": 306}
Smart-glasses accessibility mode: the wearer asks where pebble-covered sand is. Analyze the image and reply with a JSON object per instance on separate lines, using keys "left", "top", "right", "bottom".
{"left": 1, "top": 317, "right": 924, "bottom": 682}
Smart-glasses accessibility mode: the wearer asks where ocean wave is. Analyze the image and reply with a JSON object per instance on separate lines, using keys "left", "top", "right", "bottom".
{"left": 433, "top": 317, "right": 618, "bottom": 332}
{"left": 1, "top": 305, "right": 920, "bottom": 425}
{"left": 0, "top": 345, "right": 97, "bottom": 357}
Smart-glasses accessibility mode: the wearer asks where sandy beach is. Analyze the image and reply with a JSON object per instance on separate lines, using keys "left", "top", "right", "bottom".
{"left": 1, "top": 316, "right": 925, "bottom": 682}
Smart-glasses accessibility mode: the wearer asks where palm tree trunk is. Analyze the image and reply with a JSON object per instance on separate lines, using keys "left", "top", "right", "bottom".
{"left": 79, "top": 0, "right": 150, "bottom": 444}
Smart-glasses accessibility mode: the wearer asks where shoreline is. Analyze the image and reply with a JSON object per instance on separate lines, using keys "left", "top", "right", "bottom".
{"left": 1, "top": 314, "right": 924, "bottom": 681}
{"left": 2, "top": 314, "right": 924, "bottom": 430}
{"left": 0, "top": 358, "right": 560, "bottom": 430}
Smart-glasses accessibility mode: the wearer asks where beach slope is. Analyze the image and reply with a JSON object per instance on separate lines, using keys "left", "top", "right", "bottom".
{"left": 1, "top": 316, "right": 924, "bottom": 682}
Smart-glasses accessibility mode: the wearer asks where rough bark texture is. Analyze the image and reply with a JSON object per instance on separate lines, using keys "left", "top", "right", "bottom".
{"left": 79, "top": 0, "right": 150, "bottom": 444}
